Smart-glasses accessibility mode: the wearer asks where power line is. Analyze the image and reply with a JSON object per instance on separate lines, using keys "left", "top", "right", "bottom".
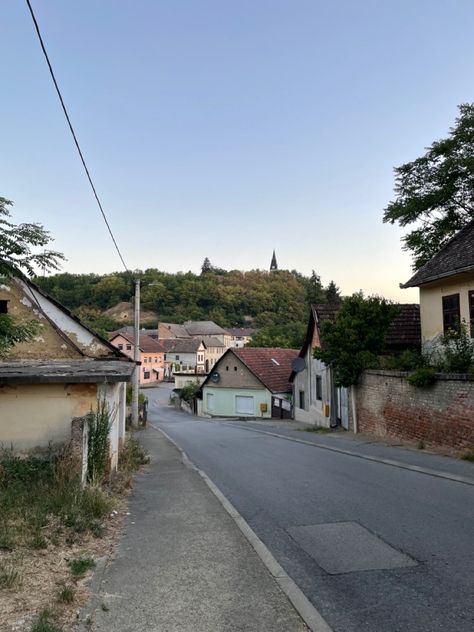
{"left": 25, "top": 0, "right": 129, "bottom": 273}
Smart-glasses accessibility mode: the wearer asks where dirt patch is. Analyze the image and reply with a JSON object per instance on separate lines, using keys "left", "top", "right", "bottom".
{"left": 0, "top": 497, "right": 127, "bottom": 632}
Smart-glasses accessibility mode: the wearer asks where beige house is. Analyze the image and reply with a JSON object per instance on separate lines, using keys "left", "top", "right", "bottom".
{"left": 401, "top": 221, "right": 474, "bottom": 347}
{"left": 226, "top": 327, "right": 256, "bottom": 348}
{"left": 200, "top": 335, "right": 226, "bottom": 372}
{"left": 0, "top": 276, "right": 134, "bottom": 469}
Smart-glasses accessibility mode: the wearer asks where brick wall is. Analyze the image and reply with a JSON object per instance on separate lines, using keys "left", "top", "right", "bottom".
{"left": 352, "top": 370, "right": 474, "bottom": 453}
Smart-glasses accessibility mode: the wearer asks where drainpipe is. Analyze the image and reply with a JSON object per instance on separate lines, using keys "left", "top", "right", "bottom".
{"left": 351, "top": 384, "right": 358, "bottom": 434}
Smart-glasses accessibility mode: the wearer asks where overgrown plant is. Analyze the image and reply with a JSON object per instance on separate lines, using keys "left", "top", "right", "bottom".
{"left": 440, "top": 323, "right": 474, "bottom": 373}
{"left": 314, "top": 293, "right": 400, "bottom": 387}
{"left": 179, "top": 381, "right": 201, "bottom": 402}
{"left": 87, "top": 397, "right": 112, "bottom": 484}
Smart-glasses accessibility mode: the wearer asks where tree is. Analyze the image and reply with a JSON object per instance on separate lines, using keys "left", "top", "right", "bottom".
{"left": 384, "top": 104, "right": 474, "bottom": 270}
{"left": 305, "top": 270, "right": 326, "bottom": 305}
{"left": 201, "top": 257, "right": 212, "bottom": 274}
{"left": 314, "top": 293, "right": 400, "bottom": 387}
{"left": 0, "top": 197, "right": 64, "bottom": 276}
{"left": 0, "top": 315, "right": 38, "bottom": 357}
{"left": 325, "top": 280, "right": 341, "bottom": 304}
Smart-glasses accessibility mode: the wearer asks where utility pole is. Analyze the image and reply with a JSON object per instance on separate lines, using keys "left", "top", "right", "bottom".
{"left": 131, "top": 279, "right": 140, "bottom": 427}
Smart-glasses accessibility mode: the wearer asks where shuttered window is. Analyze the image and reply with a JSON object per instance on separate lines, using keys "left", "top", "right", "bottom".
{"left": 235, "top": 396, "right": 254, "bottom": 415}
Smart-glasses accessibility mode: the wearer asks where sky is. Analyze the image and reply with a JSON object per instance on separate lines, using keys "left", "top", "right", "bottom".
{"left": 1, "top": 0, "right": 474, "bottom": 302}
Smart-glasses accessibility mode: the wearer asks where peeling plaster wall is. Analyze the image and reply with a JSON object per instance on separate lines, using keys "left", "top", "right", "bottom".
{"left": 0, "top": 383, "right": 97, "bottom": 450}
{"left": 0, "top": 279, "right": 113, "bottom": 359}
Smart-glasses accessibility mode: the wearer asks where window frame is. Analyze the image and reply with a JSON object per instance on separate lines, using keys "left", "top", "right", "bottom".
{"left": 442, "top": 293, "right": 461, "bottom": 334}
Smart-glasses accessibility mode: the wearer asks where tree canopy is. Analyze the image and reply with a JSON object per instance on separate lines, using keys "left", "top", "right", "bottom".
{"left": 314, "top": 293, "right": 399, "bottom": 387}
{"left": 36, "top": 267, "right": 342, "bottom": 349}
{"left": 0, "top": 197, "right": 64, "bottom": 277}
{"left": 383, "top": 103, "right": 474, "bottom": 270}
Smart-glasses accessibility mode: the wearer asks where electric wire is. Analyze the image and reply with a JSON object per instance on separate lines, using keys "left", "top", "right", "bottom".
{"left": 24, "top": 0, "right": 129, "bottom": 273}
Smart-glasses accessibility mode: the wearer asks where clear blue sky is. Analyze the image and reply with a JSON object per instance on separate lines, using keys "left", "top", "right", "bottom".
{"left": 2, "top": 0, "right": 473, "bottom": 301}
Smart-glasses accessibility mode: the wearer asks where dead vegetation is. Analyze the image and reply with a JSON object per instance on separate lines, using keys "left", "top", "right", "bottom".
{"left": 0, "top": 436, "right": 147, "bottom": 632}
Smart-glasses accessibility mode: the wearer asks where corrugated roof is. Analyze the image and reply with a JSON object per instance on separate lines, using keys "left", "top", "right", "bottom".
{"left": 402, "top": 220, "right": 474, "bottom": 288}
{"left": 232, "top": 347, "right": 299, "bottom": 393}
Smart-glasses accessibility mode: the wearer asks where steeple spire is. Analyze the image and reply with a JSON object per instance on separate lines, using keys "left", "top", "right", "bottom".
{"left": 270, "top": 249, "right": 278, "bottom": 271}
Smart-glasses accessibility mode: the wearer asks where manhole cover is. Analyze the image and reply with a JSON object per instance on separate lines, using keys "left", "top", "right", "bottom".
{"left": 288, "top": 522, "right": 416, "bottom": 575}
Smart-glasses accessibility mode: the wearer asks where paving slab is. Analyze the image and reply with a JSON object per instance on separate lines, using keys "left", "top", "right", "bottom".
{"left": 83, "top": 427, "right": 307, "bottom": 632}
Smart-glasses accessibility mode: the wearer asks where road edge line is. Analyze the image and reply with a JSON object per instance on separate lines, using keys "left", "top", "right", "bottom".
{"left": 152, "top": 423, "right": 333, "bottom": 632}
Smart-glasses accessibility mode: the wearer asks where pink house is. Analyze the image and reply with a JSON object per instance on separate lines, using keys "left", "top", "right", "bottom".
{"left": 109, "top": 332, "right": 165, "bottom": 385}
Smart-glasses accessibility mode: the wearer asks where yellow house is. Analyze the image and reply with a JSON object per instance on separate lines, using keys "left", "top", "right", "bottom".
{"left": 401, "top": 221, "right": 474, "bottom": 346}
{"left": 0, "top": 275, "right": 134, "bottom": 469}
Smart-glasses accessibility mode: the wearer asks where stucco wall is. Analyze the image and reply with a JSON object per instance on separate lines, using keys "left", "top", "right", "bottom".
{"left": 419, "top": 273, "right": 474, "bottom": 344}
{"left": 209, "top": 354, "right": 263, "bottom": 389}
{"left": 353, "top": 370, "right": 474, "bottom": 453}
{"left": 293, "top": 348, "right": 332, "bottom": 427}
{"left": 201, "top": 386, "right": 271, "bottom": 418}
{"left": 0, "top": 383, "right": 97, "bottom": 450}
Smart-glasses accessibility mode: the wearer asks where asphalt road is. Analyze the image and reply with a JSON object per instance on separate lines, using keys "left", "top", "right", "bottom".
{"left": 145, "top": 385, "right": 474, "bottom": 632}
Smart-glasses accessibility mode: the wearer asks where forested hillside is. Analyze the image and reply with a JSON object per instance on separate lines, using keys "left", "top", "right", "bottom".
{"left": 35, "top": 267, "right": 341, "bottom": 348}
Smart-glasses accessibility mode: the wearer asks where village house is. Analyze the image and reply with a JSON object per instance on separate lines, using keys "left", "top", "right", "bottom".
{"left": 199, "top": 347, "right": 298, "bottom": 418}
{"left": 200, "top": 335, "right": 226, "bottom": 371}
{"left": 291, "top": 303, "right": 421, "bottom": 429}
{"left": 225, "top": 327, "right": 256, "bottom": 348}
{"left": 109, "top": 331, "right": 165, "bottom": 384}
{"left": 0, "top": 275, "right": 134, "bottom": 469}
{"left": 400, "top": 220, "right": 474, "bottom": 347}
{"left": 160, "top": 338, "right": 206, "bottom": 377}
{"left": 158, "top": 320, "right": 232, "bottom": 347}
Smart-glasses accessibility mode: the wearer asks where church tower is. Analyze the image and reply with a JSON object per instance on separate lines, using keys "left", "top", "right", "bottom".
{"left": 270, "top": 250, "right": 278, "bottom": 272}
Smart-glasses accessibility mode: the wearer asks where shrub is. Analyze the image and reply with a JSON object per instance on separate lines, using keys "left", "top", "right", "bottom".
{"left": 440, "top": 324, "right": 474, "bottom": 373}
{"left": 384, "top": 350, "right": 425, "bottom": 371}
{"left": 87, "top": 397, "right": 112, "bottom": 484}
{"left": 179, "top": 381, "right": 201, "bottom": 402}
{"left": 407, "top": 367, "right": 437, "bottom": 387}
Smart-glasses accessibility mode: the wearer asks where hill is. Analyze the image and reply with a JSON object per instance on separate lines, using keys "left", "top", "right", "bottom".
{"left": 35, "top": 268, "right": 341, "bottom": 347}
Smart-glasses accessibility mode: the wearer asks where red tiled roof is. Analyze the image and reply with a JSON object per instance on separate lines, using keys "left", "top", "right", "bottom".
{"left": 232, "top": 347, "right": 299, "bottom": 393}
{"left": 110, "top": 332, "right": 165, "bottom": 353}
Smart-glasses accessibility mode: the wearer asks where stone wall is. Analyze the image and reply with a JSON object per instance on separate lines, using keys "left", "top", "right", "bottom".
{"left": 352, "top": 370, "right": 474, "bottom": 453}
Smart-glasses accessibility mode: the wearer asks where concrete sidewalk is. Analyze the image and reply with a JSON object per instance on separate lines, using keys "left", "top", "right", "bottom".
{"left": 82, "top": 427, "right": 307, "bottom": 632}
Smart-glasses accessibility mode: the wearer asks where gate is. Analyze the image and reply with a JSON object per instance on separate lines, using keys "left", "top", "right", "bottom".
{"left": 271, "top": 396, "right": 293, "bottom": 419}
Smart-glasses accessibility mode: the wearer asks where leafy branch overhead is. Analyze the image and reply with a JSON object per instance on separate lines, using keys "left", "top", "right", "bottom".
{"left": 384, "top": 103, "right": 474, "bottom": 270}
{"left": 314, "top": 293, "right": 400, "bottom": 387}
{"left": 0, "top": 197, "right": 64, "bottom": 277}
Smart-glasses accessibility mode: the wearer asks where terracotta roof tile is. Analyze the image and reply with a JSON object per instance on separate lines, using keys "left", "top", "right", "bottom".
{"left": 232, "top": 347, "right": 299, "bottom": 393}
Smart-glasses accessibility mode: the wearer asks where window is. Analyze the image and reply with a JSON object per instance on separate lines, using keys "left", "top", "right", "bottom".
{"left": 143, "top": 371, "right": 150, "bottom": 379}
{"left": 299, "top": 390, "right": 305, "bottom": 410}
{"left": 470, "top": 291, "right": 474, "bottom": 337}
{"left": 118, "top": 344, "right": 123, "bottom": 350}
{"left": 316, "top": 376, "right": 322, "bottom": 401}
{"left": 235, "top": 395, "right": 254, "bottom": 415}
{"left": 206, "top": 393, "right": 215, "bottom": 411}
{"left": 0, "top": 300, "right": 8, "bottom": 314}
{"left": 234, "top": 366, "right": 237, "bottom": 371}
{"left": 144, "top": 357, "right": 148, "bottom": 363}
{"left": 226, "top": 366, "right": 229, "bottom": 371}
{"left": 126, "top": 344, "right": 131, "bottom": 350}
{"left": 442, "top": 294, "right": 460, "bottom": 334}
{"left": 175, "top": 355, "right": 180, "bottom": 361}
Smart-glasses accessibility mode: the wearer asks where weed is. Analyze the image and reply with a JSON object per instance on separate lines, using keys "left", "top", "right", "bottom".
{"left": 56, "top": 584, "right": 75, "bottom": 604}
{"left": 301, "top": 426, "right": 332, "bottom": 433}
{"left": 407, "top": 367, "right": 437, "bottom": 387}
{"left": 67, "top": 558, "right": 96, "bottom": 577}
{"left": 0, "top": 563, "right": 20, "bottom": 589}
{"left": 101, "top": 601, "right": 110, "bottom": 612}
{"left": 461, "top": 450, "right": 474, "bottom": 462}
{"left": 30, "top": 609, "right": 63, "bottom": 632}
{"left": 119, "top": 436, "right": 149, "bottom": 473}
{"left": 87, "top": 397, "right": 112, "bottom": 484}
{"left": 417, "top": 440, "right": 425, "bottom": 450}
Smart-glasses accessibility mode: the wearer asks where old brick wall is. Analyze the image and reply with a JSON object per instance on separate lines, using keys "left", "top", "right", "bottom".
{"left": 353, "top": 370, "right": 474, "bottom": 452}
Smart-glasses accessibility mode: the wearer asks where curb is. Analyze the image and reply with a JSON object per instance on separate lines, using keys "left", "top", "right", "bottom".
{"left": 153, "top": 423, "right": 333, "bottom": 632}
{"left": 225, "top": 424, "right": 474, "bottom": 487}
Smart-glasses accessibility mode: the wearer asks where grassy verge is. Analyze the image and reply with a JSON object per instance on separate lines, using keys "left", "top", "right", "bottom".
{"left": 298, "top": 425, "right": 332, "bottom": 434}
{"left": 0, "top": 432, "right": 148, "bottom": 631}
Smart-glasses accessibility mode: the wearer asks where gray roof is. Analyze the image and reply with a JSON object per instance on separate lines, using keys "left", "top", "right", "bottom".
{"left": 200, "top": 336, "right": 225, "bottom": 347}
{"left": 183, "top": 321, "right": 228, "bottom": 336}
{"left": 160, "top": 338, "right": 204, "bottom": 353}
{"left": 160, "top": 323, "right": 190, "bottom": 338}
{"left": 402, "top": 220, "right": 474, "bottom": 288}
{"left": 0, "top": 360, "right": 135, "bottom": 384}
